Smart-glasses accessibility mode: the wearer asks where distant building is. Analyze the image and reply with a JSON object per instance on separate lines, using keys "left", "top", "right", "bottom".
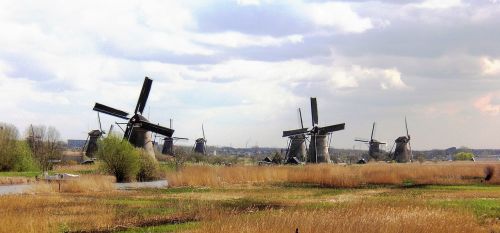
{"left": 67, "top": 139, "right": 87, "bottom": 150}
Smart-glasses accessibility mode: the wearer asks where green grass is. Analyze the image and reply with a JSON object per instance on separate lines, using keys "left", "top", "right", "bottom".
{"left": 104, "top": 198, "right": 167, "bottom": 206}
{"left": 432, "top": 199, "right": 500, "bottom": 219}
{"left": 220, "top": 197, "right": 285, "bottom": 210}
{"left": 141, "top": 186, "right": 211, "bottom": 194}
{"left": 55, "top": 169, "right": 96, "bottom": 175}
{"left": 117, "top": 222, "right": 198, "bottom": 233}
{"left": 424, "top": 184, "right": 500, "bottom": 191}
{"left": 0, "top": 171, "right": 40, "bottom": 177}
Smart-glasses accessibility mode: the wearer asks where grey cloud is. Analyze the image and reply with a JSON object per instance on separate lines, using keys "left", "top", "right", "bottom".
{"left": 1, "top": 53, "right": 55, "bottom": 81}
{"left": 195, "top": 2, "right": 312, "bottom": 36}
{"left": 97, "top": 42, "right": 224, "bottom": 65}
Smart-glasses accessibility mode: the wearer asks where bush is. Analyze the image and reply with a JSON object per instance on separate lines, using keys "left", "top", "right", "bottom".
{"left": 453, "top": 152, "right": 474, "bottom": 161}
{"left": 11, "top": 141, "right": 39, "bottom": 172}
{"left": 137, "top": 149, "right": 160, "bottom": 181}
{"left": 97, "top": 136, "right": 140, "bottom": 182}
{"left": 0, "top": 123, "right": 39, "bottom": 172}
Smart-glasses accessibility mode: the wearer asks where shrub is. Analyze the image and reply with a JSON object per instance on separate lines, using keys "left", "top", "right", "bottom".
{"left": 0, "top": 123, "right": 38, "bottom": 172}
{"left": 137, "top": 149, "right": 160, "bottom": 181}
{"left": 97, "top": 136, "right": 140, "bottom": 182}
{"left": 11, "top": 141, "right": 39, "bottom": 172}
{"left": 453, "top": 152, "right": 474, "bottom": 161}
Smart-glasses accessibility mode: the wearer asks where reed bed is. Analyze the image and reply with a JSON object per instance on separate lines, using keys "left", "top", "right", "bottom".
{"left": 0, "top": 176, "right": 34, "bottom": 185}
{"left": 166, "top": 163, "right": 500, "bottom": 187}
{"left": 190, "top": 200, "right": 488, "bottom": 233}
{"left": 33, "top": 175, "right": 115, "bottom": 193}
{"left": 0, "top": 194, "right": 116, "bottom": 233}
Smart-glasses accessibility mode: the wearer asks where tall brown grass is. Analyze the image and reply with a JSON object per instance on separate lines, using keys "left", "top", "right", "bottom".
{"left": 0, "top": 194, "right": 116, "bottom": 233}
{"left": 190, "top": 200, "right": 488, "bottom": 233}
{"left": 166, "top": 163, "right": 500, "bottom": 187}
{"left": 33, "top": 175, "right": 115, "bottom": 193}
{"left": 0, "top": 176, "right": 34, "bottom": 185}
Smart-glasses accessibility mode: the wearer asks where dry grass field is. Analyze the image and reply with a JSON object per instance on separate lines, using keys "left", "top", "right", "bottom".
{"left": 0, "top": 162, "right": 498, "bottom": 233}
{"left": 166, "top": 162, "right": 500, "bottom": 187}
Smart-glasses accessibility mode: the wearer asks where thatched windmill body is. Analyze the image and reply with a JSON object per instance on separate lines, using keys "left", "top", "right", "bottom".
{"left": 82, "top": 112, "right": 108, "bottom": 158}
{"left": 193, "top": 124, "right": 207, "bottom": 155}
{"left": 282, "top": 108, "right": 307, "bottom": 163}
{"left": 92, "top": 77, "right": 174, "bottom": 158}
{"left": 390, "top": 117, "right": 412, "bottom": 163}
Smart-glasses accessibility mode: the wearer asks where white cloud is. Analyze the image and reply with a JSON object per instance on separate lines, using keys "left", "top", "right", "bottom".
{"left": 416, "top": 0, "right": 464, "bottom": 9}
{"left": 305, "top": 2, "right": 373, "bottom": 33}
{"left": 237, "top": 0, "right": 261, "bottom": 6}
{"left": 474, "top": 93, "right": 500, "bottom": 115}
{"left": 481, "top": 57, "right": 500, "bottom": 75}
{"left": 329, "top": 66, "right": 408, "bottom": 90}
{"left": 194, "top": 32, "right": 303, "bottom": 48}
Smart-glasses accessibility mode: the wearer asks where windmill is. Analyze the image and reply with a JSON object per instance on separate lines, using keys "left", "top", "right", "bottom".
{"left": 354, "top": 122, "right": 386, "bottom": 161}
{"left": 282, "top": 97, "right": 345, "bottom": 163}
{"left": 82, "top": 112, "right": 107, "bottom": 158}
{"left": 160, "top": 119, "right": 188, "bottom": 156}
{"left": 92, "top": 77, "right": 174, "bottom": 158}
{"left": 307, "top": 98, "right": 345, "bottom": 163}
{"left": 390, "top": 117, "right": 412, "bottom": 163}
{"left": 193, "top": 124, "right": 207, "bottom": 155}
{"left": 282, "top": 108, "right": 307, "bottom": 163}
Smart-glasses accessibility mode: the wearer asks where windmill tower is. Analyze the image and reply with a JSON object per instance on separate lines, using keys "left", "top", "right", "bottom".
{"left": 282, "top": 108, "right": 307, "bottom": 163}
{"left": 354, "top": 122, "right": 386, "bottom": 161}
{"left": 391, "top": 117, "right": 413, "bottom": 163}
{"left": 194, "top": 124, "right": 207, "bottom": 155}
{"left": 92, "top": 77, "right": 174, "bottom": 159}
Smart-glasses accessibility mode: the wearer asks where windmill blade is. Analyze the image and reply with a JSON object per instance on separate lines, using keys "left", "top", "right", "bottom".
{"left": 134, "top": 77, "right": 153, "bottom": 115}
{"left": 310, "top": 97, "right": 318, "bottom": 126}
{"left": 172, "top": 137, "right": 189, "bottom": 140}
{"left": 136, "top": 121, "right": 174, "bottom": 137}
{"left": 283, "top": 128, "right": 308, "bottom": 137}
{"left": 93, "top": 103, "right": 129, "bottom": 119}
{"left": 298, "top": 108, "right": 304, "bottom": 129}
{"left": 405, "top": 116, "right": 409, "bottom": 138}
{"left": 202, "top": 124, "right": 206, "bottom": 141}
{"left": 115, "top": 122, "right": 126, "bottom": 133}
{"left": 97, "top": 112, "right": 105, "bottom": 134}
{"left": 370, "top": 122, "right": 375, "bottom": 141}
{"left": 408, "top": 140, "right": 413, "bottom": 161}
{"left": 354, "top": 138, "right": 370, "bottom": 143}
{"left": 318, "top": 123, "right": 345, "bottom": 134}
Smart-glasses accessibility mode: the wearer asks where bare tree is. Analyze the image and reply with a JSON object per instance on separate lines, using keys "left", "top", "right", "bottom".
{"left": 173, "top": 147, "right": 189, "bottom": 172}
{"left": 25, "top": 125, "right": 63, "bottom": 171}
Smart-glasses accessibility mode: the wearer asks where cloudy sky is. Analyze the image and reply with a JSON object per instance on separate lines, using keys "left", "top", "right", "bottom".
{"left": 1, "top": 0, "right": 500, "bottom": 150}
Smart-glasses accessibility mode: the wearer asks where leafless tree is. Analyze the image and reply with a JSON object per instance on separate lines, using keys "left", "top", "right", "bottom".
{"left": 25, "top": 125, "right": 63, "bottom": 171}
